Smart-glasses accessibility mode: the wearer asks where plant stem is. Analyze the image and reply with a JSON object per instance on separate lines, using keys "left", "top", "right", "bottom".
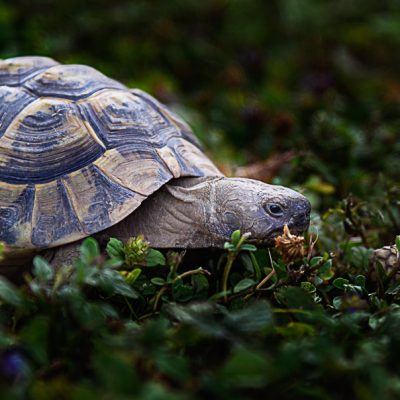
{"left": 256, "top": 268, "right": 276, "bottom": 290}
{"left": 153, "top": 286, "right": 167, "bottom": 312}
{"left": 250, "top": 252, "right": 261, "bottom": 281}
{"left": 222, "top": 253, "right": 236, "bottom": 302}
{"left": 173, "top": 267, "right": 210, "bottom": 283}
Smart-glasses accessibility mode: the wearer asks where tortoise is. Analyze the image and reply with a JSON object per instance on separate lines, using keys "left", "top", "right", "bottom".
{"left": 0, "top": 56, "right": 311, "bottom": 268}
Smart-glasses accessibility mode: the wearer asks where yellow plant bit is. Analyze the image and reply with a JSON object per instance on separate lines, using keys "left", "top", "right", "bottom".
{"left": 275, "top": 225, "right": 305, "bottom": 263}
{"left": 0, "top": 242, "right": 5, "bottom": 262}
{"left": 124, "top": 235, "right": 150, "bottom": 267}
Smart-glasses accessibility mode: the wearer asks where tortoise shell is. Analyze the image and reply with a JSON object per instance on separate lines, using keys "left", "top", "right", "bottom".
{"left": 0, "top": 56, "right": 221, "bottom": 253}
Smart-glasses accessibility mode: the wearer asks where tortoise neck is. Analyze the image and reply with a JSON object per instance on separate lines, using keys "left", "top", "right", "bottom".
{"left": 103, "top": 177, "right": 227, "bottom": 248}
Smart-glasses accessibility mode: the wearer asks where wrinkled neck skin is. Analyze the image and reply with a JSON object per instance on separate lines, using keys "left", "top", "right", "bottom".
{"left": 106, "top": 177, "right": 225, "bottom": 248}
{"left": 106, "top": 176, "right": 311, "bottom": 249}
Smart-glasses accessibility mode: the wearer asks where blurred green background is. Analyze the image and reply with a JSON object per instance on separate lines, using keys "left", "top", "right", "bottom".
{"left": 1, "top": 0, "right": 400, "bottom": 210}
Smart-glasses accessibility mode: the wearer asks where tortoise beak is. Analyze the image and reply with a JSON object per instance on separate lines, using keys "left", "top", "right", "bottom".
{"left": 288, "top": 199, "right": 311, "bottom": 233}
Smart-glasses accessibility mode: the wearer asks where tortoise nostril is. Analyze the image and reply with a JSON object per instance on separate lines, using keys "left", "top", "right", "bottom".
{"left": 294, "top": 211, "right": 310, "bottom": 228}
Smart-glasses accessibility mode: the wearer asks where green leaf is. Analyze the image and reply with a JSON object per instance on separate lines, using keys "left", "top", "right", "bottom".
{"left": 95, "top": 269, "right": 138, "bottom": 298}
{"left": 333, "top": 277, "right": 349, "bottom": 290}
{"left": 300, "top": 281, "right": 316, "bottom": 294}
{"left": 396, "top": 235, "right": 400, "bottom": 252}
{"left": 224, "top": 243, "right": 235, "bottom": 251}
{"left": 310, "top": 256, "right": 323, "bottom": 267}
{"left": 151, "top": 277, "right": 165, "bottom": 286}
{"left": 354, "top": 275, "right": 366, "bottom": 288}
{"left": 80, "top": 237, "right": 100, "bottom": 264}
{"left": 333, "top": 296, "right": 342, "bottom": 310}
{"left": 106, "top": 237, "right": 125, "bottom": 261}
{"left": 234, "top": 278, "right": 255, "bottom": 293}
{"left": 103, "top": 258, "right": 124, "bottom": 269}
{"left": 0, "top": 242, "right": 5, "bottom": 262}
{"left": 125, "top": 268, "right": 142, "bottom": 285}
{"left": 0, "top": 277, "right": 23, "bottom": 307}
{"left": 192, "top": 274, "right": 209, "bottom": 299}
{"left": 319, "top": 259, "right": 334, "bottom": 281}
{"left": 231, "top": 229, "right": 241, "bottom": 246}
{"left": 386, "top": 281, "right": 400, "bottom": 296}
{"left": 240, "top": 244, "right": 257, "bottom": 252}
{"left": 146, "top": 249, "right": 166, "bottom": 267}
{"left": 33, "top": 256, "right": 54, "bottom": 281}
{"left": 224, "top": 301, "right": 274, "bottom": 332}
{"left": 173, "top": 282, "right": 193, "bottom": 302}
{"left": 155, "top": 354, "right": 190, "bottom": 383}
{"left": 239, "top": 253, "right": 253, "bottom": 273}
{"left": 274, "top": 260, "right": 288, "bottom": 280}
{"left": 375, "top": 261, "right": 388, "bottom": 285}
{"left": 19, "top": 316, "right": 49, "bottom": 365}
{"left": 217, "top": 347, "right": 270, "bottom": 387}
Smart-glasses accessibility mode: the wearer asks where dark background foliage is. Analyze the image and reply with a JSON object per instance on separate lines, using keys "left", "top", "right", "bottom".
{"left": 1, "top": 0, "right": 400, "bottom": 209}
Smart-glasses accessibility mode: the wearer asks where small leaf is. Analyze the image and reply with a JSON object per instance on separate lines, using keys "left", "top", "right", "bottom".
{"left": 319, "top": 260, "right": 334, "bottom": 281}
{"left": 300, "top": 281, "right": 316, "bottom": 294}
{"left": 386, "top": 281, "right": 400, "bottom": 295}
{"left": 396, "top": 235, "right": 400, "bottom": 252}
{"left": 354, "top": 275, "right": 366, "bottom": 288}
{"left": 0, "top": 242, "right": 5, "bottom": 262}
{"left": 192, "top": 274, "right": 209, "bottom": 299}
{"left": 97, "top": 269, "right": 139, "bottom": 298}
{"left": 240, "top": 244, "right": 257, "bottom": 252}
{"left": 273, "top": 260, "right": 288, "bottom": 280}
{"left": 125, "top": 268, "right": 142, "bottom": 285}
{"left": 233, "top": 278, "right": 256, "bottom": 293}
{"left": 332, "top": 296, "right": 342, "bottom": 310}
{"left": 333, "top": 277, "right": 349, "bottom": 290}
{"left": 231, "top": 230, "right": 241, "bottom": 246}
{"left": 146, "top": 249, "right": 166, "bottom": 267}
{"left": 239, "top": 253, "right": 254, "bottom": 274}
{"left": 106, "top": 238, "right": 125, "bottom": 261}
{"left": 310, "top": 256, "right": 323, "bottom": 267}
{"left": 151, "top": 277, "right": 165, "bottom": 286}
{"left": 80, "top": 237, "right": 100, "bottom": 264}
{"left": 103, "top": 258, "right": 123, "bottom": 269}
{"left": 319, "top": 259, "right": 333, "bottom": 273}
{"left": 224, "top": 243, "right": 235, "bottom": 251}
{"left": 0, "top": 277, "right": 23, "bottom": 307}
{"left": 33, "top": 256, "right": 54, "bottom": 281}
{"left": 375, "top": 261, "right": 388, "bottom": 285}
{"left": 217, "top": 347, "right": 270, "bottom": 386}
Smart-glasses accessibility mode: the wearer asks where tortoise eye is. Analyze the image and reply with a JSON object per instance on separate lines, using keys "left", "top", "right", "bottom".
{"left": 265, "top": 203, "right": 284, "bottom": 217}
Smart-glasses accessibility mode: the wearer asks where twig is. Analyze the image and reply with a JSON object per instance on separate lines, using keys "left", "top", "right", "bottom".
{"left": 173, "top": 267, "right": 210, "bottom": 283}
{"left": 153, "top": 286, "right": 168, "bottom": 312}
{"left": 256, "top": 268, "right": 276, "bottom": 290}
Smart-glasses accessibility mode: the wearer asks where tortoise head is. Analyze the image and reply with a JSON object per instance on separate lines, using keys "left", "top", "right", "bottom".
{"left": 209, "top": 178, "right": 311, "bottom": 246}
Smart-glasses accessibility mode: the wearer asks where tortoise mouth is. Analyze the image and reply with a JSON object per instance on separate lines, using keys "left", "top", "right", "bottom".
{"left": 246, "top": 225, "right": 308, "bottom": 248}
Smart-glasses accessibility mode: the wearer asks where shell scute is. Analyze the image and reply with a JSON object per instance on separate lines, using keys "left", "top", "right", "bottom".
{"left": 0, "top": 86, "right": 36, "bottom": 139}
{"left": 31, "top": 180, "right": 83, "bottom": 248}
{"left": 0, "top": 56, "right": 59, "bottom": 86}
{"left": 0, "top": 98, "right": 105, "bottom": 184}
{"left": 79, "top": 90, "right": 177, "bottom": 148}
{"left": 24, "top": 64, "right": 126, "bottom": 100}
{"left": 0, "top": 184, "right": 35, "bottom": 246}
{"left": 63, "top": 164, "right": 144, "bottom": 235}
{"left": 94, "top": 147, "right": 173, "bottom": 196}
